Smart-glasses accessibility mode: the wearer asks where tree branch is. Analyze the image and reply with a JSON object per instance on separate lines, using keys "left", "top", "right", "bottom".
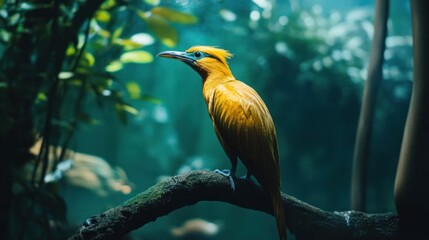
{"left": 70, "top": 170, "right": 399, "bottom": 240}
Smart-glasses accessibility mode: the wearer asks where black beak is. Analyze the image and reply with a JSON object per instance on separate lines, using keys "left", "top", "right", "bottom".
{"left": 157, "top": 51, "right": 195, "bottom": 64}
{"left": 157, "top": 50, "right": 206, "bottom": 78}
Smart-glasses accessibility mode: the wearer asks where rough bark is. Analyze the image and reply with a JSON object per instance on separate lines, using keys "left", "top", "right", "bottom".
{"left": 71, "top": 170, "right": 399, "bottom": 240}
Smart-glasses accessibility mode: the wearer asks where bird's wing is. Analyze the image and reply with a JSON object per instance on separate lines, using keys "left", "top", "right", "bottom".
{"left": 209, "top": 80, "right": 279, "bottom": 185}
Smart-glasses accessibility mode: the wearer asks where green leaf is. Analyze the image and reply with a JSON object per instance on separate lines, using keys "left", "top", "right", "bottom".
{"left": 126, "top": 82, "right": 161, "bottom": 104}
{"left": 138, "top": 11, "right": 178, "bottom": 47}
{"left": 37, "top": 92, "right": 48, "bottom": 101}
{"left": 58, "top": 72, "right": 74, "bottom": 79}
{"left": 95, "top": 29, "right": 110, "bottom": 38}
{"left": 151, "top": 7, "right": 198, "bottom": 24}
{"left": 63, "top": 79, "right": 83, "bottom": 86}
{"left": 90, "top": 21, "right": 110, "bottom": 38}
{"left": 18, "top": 2, "right": 52, "bottom": 12}
{"left": 76, "top": 112, "right": 101, "bottom": 125}
{"left": 122, "top": 104, "right": 139, "bottom": 115}
{"left": 112, "top": 27, "right": 123, "bottom": 41}
{"left": 101, "top": 0, "right": 116, "bottom": 10}
{"left": 116, "top": 103, "right": 139, "bottom": 115}
{"left": 130, "top": 33, "right": 155, "bottom": 46}
{"left": 139, "top": 95, "right": 161, "bottom": 104}
{"left": 95, "top": 10, "right": 111, "bottom": 23}
{"left": 120, "top": 51, "right": 153, "bottom": 64}
{"left": 105, "top": 61, "right": 123, "bottom": 72}
{"left": 0, "top": 29, "right": 11, "bottom": 43}
{"left": 84, "top": 52, "right": 95, "bottom": 67}
{"left": 114, "top": 33, "right": 155, "bottom": 50}
{"left": 113, "top": 38, "right": 143, "bottom": 50}
{"left": 144, "top": 0, "right": 160, "bottom": 6}
{"left": 219, "top": 9, "right": 237, "bottom": 22}
{"left": 126, "top": 82, "right": 141, "bottom": 99}
{"left": 9, "top": 13, "right": 20, "bottom": 26}
{"left": 66, "top": 44, "right": 76, "bottom": 56}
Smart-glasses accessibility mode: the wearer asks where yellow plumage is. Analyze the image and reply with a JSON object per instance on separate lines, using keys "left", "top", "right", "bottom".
{"left": 158, "top": 46, "right": 286, "bottom": 240}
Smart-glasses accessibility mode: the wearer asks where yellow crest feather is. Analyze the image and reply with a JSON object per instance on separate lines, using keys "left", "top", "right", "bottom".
{"left": 186, "top": 46, "right": 233, "bottom": 65}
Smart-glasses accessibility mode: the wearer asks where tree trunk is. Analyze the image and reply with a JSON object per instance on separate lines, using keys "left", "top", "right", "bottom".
{"left": 394, "top": 0, "right": 429, "bottom": 238}
{"left": 351, "top": 0, "right": 389, "bottom": 211}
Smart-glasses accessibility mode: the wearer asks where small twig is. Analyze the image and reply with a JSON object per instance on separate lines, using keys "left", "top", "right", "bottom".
{"left": 70, "top": 170, "right": 399, "bottom": 240}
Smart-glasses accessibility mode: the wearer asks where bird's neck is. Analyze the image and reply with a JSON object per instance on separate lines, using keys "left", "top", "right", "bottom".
{"left": 202, "top": 71, "right": 235, "bottom": 104}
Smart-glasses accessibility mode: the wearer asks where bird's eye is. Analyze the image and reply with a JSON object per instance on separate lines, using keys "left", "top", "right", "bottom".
{"left": 194, "top": 51, "right": 201, "bottom": 58}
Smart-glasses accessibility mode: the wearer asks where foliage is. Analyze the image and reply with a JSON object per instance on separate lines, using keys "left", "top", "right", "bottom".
{"left": 61, "top": 0, "right": 198, "bottom": 126}
{"left": 0, "top": 0, "right": 197, "bottom": 239}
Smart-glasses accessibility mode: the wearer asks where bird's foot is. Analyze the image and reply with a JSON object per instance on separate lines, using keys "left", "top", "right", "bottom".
{"left": 214, "top": 169, "right": 235, "bottom": 192}
{"left": 240, "top": 175, "right": 255, "bottom": 184}
{"left": 214, "top": 169, "right": 230, "bottom": 176}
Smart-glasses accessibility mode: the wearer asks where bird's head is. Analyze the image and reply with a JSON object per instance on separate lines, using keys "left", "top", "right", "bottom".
{"left": 157, "top": 46, "right": 233, "bottom": 79}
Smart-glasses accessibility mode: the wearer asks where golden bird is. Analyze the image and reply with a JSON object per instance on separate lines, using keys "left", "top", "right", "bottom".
{"left": 158, "top": 46, "right": 286, "bottom": 240}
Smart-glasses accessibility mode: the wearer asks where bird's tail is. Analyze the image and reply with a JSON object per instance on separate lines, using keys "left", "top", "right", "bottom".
{"left": 269, "top": 185, "right": 286, "bottom": 240}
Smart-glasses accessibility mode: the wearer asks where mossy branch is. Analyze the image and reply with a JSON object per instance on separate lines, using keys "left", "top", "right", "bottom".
{"left": 70, "top": 170, "right": 399, "bottom": 240}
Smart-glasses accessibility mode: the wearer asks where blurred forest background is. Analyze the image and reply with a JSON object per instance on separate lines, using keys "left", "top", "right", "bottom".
{"left": 0, "top": 0, "right": 413, "bottom": 239}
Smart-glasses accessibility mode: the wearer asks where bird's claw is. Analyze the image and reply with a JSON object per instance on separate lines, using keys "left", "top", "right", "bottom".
{"left": 228, "top": 175, "right": 235, "bottom": 192}
{"left": 214, "top": 169, "right": 236, "bottom": 192}
{"left": 240, "top": 175, "right": 255, "bottom": 184}
{"left": 214, "top": 169, "right": 230, "bottom": 176}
